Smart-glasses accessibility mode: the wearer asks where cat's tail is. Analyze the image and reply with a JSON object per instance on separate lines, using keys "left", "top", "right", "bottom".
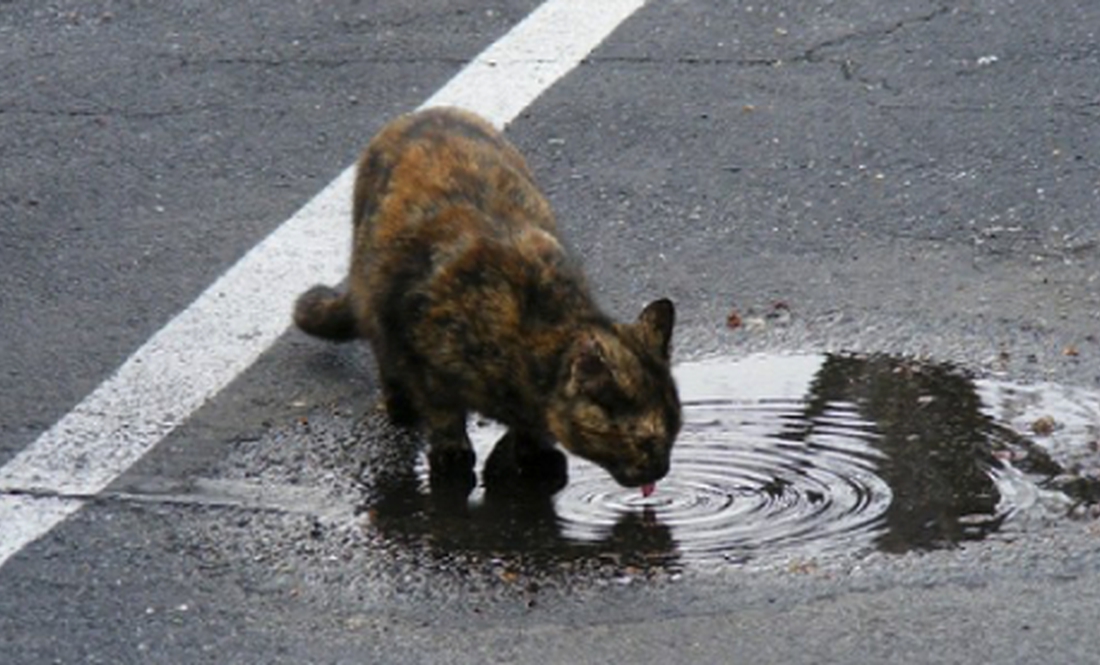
{"left": 293, "top": 285, "right": 359, "bottom": 342}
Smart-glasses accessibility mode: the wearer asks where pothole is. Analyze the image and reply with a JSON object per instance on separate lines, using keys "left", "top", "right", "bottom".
{"left": 364, "top": 353, "right": 1100, "bottom": 569}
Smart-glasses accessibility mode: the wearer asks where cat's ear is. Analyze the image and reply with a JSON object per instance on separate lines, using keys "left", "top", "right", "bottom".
{"left": 637, "top": 298, "right": 675, "bottom": 359}
{"left": 570, "top": 334, "right": 613, "bottom": 394}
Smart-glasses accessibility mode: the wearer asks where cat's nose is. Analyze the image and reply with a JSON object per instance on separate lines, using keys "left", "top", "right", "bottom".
{"left": 620, "top": 456, "right": 669, "bottom": 487}
{"left": 646, "top": 456, "right": 670, "bottom": 482}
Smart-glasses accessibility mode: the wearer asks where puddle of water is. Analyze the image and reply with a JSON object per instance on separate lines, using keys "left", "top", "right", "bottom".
{"left": 363, "top": 353, "right": 1100, "bottom": 569}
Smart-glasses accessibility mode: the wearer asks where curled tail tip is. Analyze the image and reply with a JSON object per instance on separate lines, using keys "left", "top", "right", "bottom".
{"left": 293, "top": 285, "right": 359, "bottom": 342}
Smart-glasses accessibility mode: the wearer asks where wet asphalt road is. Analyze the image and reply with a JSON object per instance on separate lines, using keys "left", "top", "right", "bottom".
{"left": 3, "top": 1, "right": 1100, "bottom": 663}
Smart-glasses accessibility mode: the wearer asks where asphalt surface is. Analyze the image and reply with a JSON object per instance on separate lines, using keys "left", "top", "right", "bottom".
{"left": 3, "top": 1, "right": 1100, "bottom": 663}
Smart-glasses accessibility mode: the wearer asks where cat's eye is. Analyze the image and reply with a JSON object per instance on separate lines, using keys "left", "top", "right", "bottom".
{"left": 587, "top": 384, "right": 628, "bottom": 414}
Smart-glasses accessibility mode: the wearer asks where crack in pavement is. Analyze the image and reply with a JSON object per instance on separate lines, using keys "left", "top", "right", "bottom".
{"left": 0, "top": 102, "right": 244, "bottom": 120}
{"left": 588, "top": 2, "right": 955, "bottom": 94}
{"left": 1, "top": 476, "right": 359, "bottom": 521}
{"left": 173, "top": 54, "right": 474, "bottom": 69}
{"left": 797, "top": 2, "right": 954, "bottom": 65}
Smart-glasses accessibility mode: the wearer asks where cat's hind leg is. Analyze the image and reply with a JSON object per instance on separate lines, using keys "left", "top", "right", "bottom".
{"left": 378, "top": 374, "right": 422, "bottom": 428}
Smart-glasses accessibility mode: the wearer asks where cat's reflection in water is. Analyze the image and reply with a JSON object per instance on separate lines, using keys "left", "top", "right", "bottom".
{"left": 366, "top": 429, "right": 678, "bottom": 570}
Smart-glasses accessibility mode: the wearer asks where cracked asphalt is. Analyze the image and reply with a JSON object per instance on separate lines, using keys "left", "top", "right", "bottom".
{"left": 3, "top": 1, "right": 1100, "bottom": 663}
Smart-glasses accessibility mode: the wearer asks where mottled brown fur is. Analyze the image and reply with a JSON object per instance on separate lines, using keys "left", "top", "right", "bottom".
{"left": 294, "top": 107, "right": 680, "bottom": 489}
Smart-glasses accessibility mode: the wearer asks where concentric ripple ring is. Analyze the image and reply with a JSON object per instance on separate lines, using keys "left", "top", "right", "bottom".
{"left": 552, "top": 399, "right": 896, "bottom": 561}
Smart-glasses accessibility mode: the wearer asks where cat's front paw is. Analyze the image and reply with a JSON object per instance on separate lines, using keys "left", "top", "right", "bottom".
{"left": 428, "top": 447, "right": 477, "bottom": 495}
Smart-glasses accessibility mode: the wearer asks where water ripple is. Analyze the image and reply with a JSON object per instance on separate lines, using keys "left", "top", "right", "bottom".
{"left": 552, "top": 398, "right": 896, "bottom": 561}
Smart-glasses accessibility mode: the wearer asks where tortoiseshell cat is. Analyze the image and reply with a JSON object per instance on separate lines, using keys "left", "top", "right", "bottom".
{"left": 294, "top": 107, "right": 680, "bottom": 493}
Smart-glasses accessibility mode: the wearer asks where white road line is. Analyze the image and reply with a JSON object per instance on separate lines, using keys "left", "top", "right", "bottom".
{"left": 0, "top": 0, "right": 646, "bottom": 568}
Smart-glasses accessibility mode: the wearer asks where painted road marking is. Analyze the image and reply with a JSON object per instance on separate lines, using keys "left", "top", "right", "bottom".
{"left": 0, "top": 0, "right": 647, "bottom": 568}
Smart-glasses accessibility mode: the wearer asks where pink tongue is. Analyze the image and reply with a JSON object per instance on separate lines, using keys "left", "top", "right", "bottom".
{"left": 641, "top": 483, "right": 656, "bottom": 498}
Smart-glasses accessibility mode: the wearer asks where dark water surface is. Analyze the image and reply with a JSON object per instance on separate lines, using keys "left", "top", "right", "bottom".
{"left": 366, "top": 353, "right": 1100, "bottom": 569}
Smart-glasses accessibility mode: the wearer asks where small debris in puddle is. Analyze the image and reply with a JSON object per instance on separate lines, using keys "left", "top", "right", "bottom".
{"left": 726, "top": 301, "right": 792, "bottom": 331}
{"left": 725, "top": 308, "right": 742, "bottom": 330}
{"left": 1031, "top": 415, "right": 1057, "bottom": 436}
{"left": 766, "top": 301, "right": 792, "bottom": 325}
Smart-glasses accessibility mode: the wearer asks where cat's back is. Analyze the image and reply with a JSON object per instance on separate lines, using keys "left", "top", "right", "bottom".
{"left": 354, "top": 107, "right": 556, "bottom": 241}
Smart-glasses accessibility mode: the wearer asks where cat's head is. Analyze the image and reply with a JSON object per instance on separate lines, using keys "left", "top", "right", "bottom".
{"left": 548, "top": 299, "right": 681, "bottom": 488}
